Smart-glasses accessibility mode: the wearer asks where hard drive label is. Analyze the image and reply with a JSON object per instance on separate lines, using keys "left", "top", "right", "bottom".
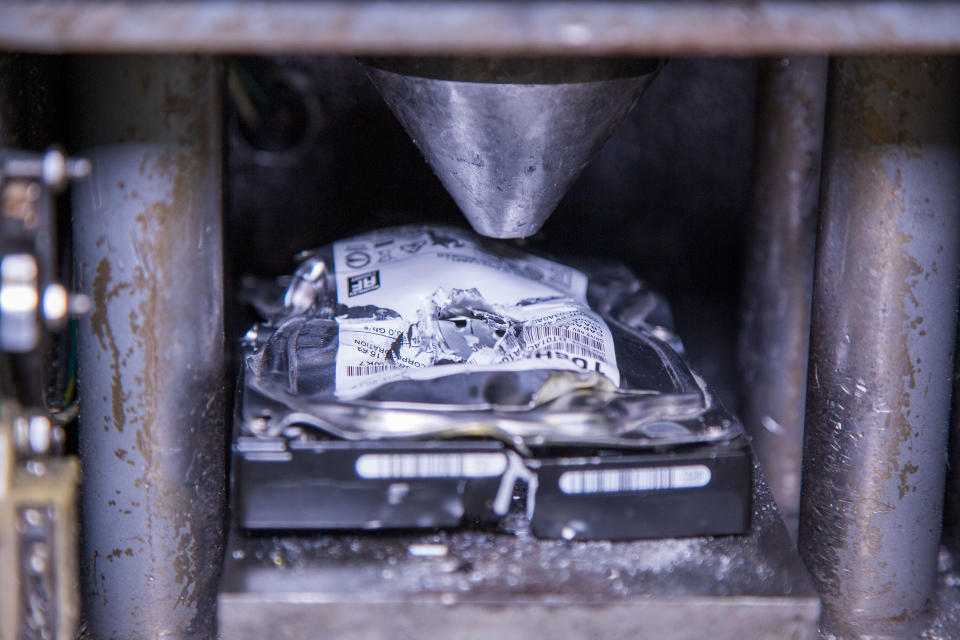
{"left": 558, "top": 465, "right": 712, "bottom": 495}
{"left": 355, "top": 452, "right": 509, "bottom": 479}
{"left": 331, "top": 226, "right": 619, "bottom": 397}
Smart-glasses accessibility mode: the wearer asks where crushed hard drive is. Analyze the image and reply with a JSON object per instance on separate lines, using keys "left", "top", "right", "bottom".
{"left": 233, "top": 225, "right": 751, "bottom": 540}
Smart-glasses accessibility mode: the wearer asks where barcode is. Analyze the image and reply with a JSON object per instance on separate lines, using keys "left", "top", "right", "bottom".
{"left": 355, "top": 453, "right": 508, "bottom": 479}
{"left": 345, "top": 363, "right": 398, "bottom": 377}
{"left": 558, "top": 465, "right": 711, "bottom": 495}
{"left": 525, "top": 325, "right": 605, "bottom": 352}
{"left": 537, "top": 341, "right": 607, "bottom": 362}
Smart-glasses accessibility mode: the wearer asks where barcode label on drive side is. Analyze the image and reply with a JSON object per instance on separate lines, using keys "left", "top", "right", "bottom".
{"left": 558, "top": 465, "right": 711, "bottom": 495}
{"left": 355, "top": 453, "right": 508, "bottom": 479}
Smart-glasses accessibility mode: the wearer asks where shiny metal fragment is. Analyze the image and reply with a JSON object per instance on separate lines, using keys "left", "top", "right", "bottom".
{"left": 363, "top": 58, "right": 660, "bottom": 238}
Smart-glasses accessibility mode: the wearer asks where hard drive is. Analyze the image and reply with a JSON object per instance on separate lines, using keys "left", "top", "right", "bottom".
{"left": 233, "top": 225, "right": 751, "bottom": 540}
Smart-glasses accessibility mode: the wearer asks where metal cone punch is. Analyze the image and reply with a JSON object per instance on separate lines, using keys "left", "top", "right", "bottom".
{"left": 362, "top": 57, "right": 662, "bottom": 238}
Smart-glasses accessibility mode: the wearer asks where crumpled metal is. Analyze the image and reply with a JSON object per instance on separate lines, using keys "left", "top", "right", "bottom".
{"left": 239, "top": 227, "right": 741, "bottom": 453}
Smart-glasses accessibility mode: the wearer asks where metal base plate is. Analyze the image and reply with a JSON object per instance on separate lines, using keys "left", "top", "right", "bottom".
{"left": 218, "top": 463, "right": 819, "bottom": 639}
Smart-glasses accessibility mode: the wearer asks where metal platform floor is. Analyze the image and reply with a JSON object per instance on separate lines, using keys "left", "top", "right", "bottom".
{"left": 218, "top": 463, "right": 820, "bottom": 639}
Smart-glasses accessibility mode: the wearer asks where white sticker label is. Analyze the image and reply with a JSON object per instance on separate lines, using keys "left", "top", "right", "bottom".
{"left": 355, "top": 452, "right": 508, "bottom": 479}
{"left": 558, "top": 465, "right": 712, "bottom": 495}
{"left": 332, "top": 226, "right": 620, "bottom": 397}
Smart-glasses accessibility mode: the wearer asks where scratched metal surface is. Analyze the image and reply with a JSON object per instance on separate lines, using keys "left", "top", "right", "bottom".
{"left": 218, "top": 462, "right": 820, "bottom": 639}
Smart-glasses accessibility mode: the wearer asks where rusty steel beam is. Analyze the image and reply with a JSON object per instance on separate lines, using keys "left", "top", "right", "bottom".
{"left": 69, "top": 56, "right": 225, "bottom": 640}
{"left": 799, "top": 56, "right": 960, "bottom": 638}
{"left": 1, "top": 2, "right": 960, "bottom": 55}
{"left": 739, "top": 56, "right": 827, "bottom": 539}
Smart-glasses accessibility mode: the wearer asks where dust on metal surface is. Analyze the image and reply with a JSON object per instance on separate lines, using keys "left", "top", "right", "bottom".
{"left": 2, "top": 2, "right": 960, "bottom": 55}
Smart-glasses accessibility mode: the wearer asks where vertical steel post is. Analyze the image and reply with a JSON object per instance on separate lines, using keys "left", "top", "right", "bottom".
{"left": 946, "top": 328, "right": 960, "bottom": 553}
{"left": 69, "top": 56, "right": 225, "bottom": 640}
{"left": 739, "top": 56, "right": 827, "bottom": 538}
{"left": 799, "top": 56, "right": 960, "bottom": 639}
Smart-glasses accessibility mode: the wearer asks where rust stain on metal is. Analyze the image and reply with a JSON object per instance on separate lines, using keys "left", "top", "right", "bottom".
{"left": 898, "top": 461, "right": 919, "bottom": 499}
{"left": 90, "top": 256, "right": 131, "bottom": 433}
{"left": 128, "top": 127, "right": 208, "bottom": 612}
{"left": 802, "top": 57, "right": 954, "bottom": 620}
{"left": 91, "top": 550, "right": 107, "bottom": 605}
{"left": 840, "top": 58, "right": 924, "bottom": 155}
{"left": 834, "top": 59, "right": 923, "bottom": 475}
{"left": 76, "top": 59, "right": 224, "bottom": 637}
